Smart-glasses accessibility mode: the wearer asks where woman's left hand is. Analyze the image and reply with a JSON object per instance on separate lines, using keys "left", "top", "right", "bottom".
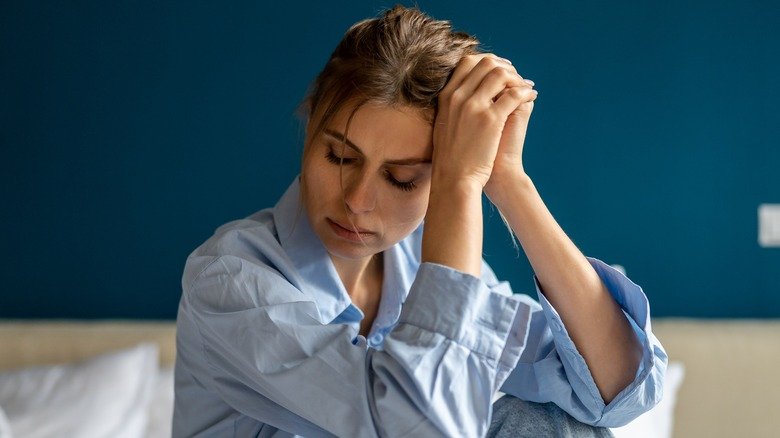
{"left": 483, "top": 64, "right": 537, "bottom": 199}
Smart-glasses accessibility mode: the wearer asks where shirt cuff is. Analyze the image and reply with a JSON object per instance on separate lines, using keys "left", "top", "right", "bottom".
{"left": 399, "top": 262, "right": 531, "bottom": 366}
{"left": 534, "top": 257, "right": 666, "bottom": 416}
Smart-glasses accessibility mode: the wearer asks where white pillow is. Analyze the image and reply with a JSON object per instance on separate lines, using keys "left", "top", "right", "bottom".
{"left": 0, "top": 343, "right": 158, "bottom": 438}
{"left": 145, "top": 366, "right": 174, "bottom": 438}
{"left": 0, "top": 405, "right": 13, "bottom": 438}
{"left": 610, "top": 361, "right": 685, "bottom": 438}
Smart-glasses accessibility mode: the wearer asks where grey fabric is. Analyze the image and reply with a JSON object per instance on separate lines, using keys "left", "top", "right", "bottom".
{"left": 487, "top": 396, "right": 614, "bottom": 438}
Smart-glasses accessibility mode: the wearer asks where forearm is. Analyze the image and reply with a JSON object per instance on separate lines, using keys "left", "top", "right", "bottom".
{"left": 487, "top": 172, "right": 642, "bottom": 403}
{"left": 421, "top": 177, "right": 484, "bottom": 277}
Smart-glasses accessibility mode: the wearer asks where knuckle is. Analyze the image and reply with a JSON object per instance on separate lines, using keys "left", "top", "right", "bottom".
{"left": 450, "top": 88, "right": 466, "bottom": 104}
{"left": 460, "top": 54, "right": 482, "bottom": 68}
{"left": 478, "top": 56, "right": 500, "bottom": 68}
{"left": 485, "top": 68, "right": 512, "bottom": 86}
{"left": 475, "top": 106, "right": 497, "bottom": 122}
{"left": 503, "top": 88, "right": 526, "bottom": 103}
{"left": 489, "top": 66, "right": 510, "bottom": 80}
{"left": 501, "top": 68, "right": 520, "bottom": 83}
{"left": 462, "top": 99, "right": 483, "bottom": 114}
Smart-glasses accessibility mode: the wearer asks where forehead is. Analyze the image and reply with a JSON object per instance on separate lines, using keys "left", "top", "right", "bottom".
{"left": 325, "top": 102, "right": 434, "bottom": 157}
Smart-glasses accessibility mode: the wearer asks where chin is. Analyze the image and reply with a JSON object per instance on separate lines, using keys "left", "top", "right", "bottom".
{"left": 322, "top": 238, "right": 382, "bottom": 261}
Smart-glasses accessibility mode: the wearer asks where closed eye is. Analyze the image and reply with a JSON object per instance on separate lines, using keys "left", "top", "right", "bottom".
{"left": 325, "top": 149, "right": 357, "bottom": 165}
{"left": 384, "top": 170, "right": 417, "bottom": 192}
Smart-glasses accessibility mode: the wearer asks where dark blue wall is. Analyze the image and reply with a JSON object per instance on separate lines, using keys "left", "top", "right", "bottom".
{"left": 2, "top": 1, "right": 778, "bottom": 319}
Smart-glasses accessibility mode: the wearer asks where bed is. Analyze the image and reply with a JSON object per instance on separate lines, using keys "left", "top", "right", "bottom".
{"left": 1, "top": 318, "right": 778, "bottom": 437}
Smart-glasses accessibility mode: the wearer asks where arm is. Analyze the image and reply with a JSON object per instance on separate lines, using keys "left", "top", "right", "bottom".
{"left": 425, "top": 51, "right": 664, "bottom": 421}
{"left": 485, "top": 173, "right": 643, "bottom": 403}
{"left": 471, "top": 54, "right": 644, "bottom": 402}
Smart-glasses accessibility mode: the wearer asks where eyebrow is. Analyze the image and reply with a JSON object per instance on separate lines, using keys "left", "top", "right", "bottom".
{"left": 323, "top": 129, "right": 431, "bottom": 166}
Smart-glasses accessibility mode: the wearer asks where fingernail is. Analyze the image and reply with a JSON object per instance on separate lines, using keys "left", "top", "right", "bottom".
{"left": 499, "top": 57, "right": 512, "bottom": 65}
{"left": 524, "top": 79, "right": 535, "bottom": 86}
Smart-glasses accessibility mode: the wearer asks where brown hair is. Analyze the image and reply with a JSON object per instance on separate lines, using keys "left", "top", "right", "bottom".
{"left": 296, "top": 4, "right": 482, "bottom": 156}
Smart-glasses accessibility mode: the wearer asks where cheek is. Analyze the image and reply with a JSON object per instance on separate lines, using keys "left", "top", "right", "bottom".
{"left": 302, "top": 158, "right": 340, "bottom": 202}
{"left": 304, "top": 154, "right": 333, "bottom": 183}
{"left": 404, "top": 181, "right": 431, "bottom": 219}
{"left": 302, "top": 165, "right": 327, "bottom": 217}
{"left": 384, "top": 191, "right": 429, "bottom": 233}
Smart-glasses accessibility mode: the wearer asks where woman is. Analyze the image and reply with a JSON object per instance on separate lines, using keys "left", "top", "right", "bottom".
{"left": 173, "top": 5, "right": 667, "bottom": 437}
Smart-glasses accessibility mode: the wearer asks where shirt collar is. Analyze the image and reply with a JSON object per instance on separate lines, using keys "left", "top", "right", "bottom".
{"left": 272, "top": 176, "right": 352, "bottom": 324}
{"left": 373, "top": 223, "right": 421, "bottom": 331}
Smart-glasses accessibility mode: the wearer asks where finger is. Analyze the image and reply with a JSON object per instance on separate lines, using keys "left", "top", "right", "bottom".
{"left": 493, "top": 79, "right": 535, "bottom": 101}
{"left": 456, "top": 56, "right": 522, "bottom": 103}
{"left": 473, "top": 67, "right": 528, "bottom": 105}
{"left": 440, "top": 53, "right": 517, "bottom": 97}
{"left": 493, "top": 87, "right": 538, "bottom": 118}
{"left": 439, "top": 54, "right": 487, "bottom": 97}
{"left": 451, "top": 55, "right": 519, "bottom": 96}
{"left": 485, "top": 54, "right": 518, "bottom": 75}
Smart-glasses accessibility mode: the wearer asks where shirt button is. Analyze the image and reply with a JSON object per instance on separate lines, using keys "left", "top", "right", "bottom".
{"left": 368, "top": 333, "right": 384, "bottom": 346}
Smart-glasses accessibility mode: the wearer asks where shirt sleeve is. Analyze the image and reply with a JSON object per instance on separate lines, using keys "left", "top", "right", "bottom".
{"left": 493, "top": 257, "right": 668, "bottom": 428}
{"left": 177, "top": 254, "right": 536, "bottom": 437}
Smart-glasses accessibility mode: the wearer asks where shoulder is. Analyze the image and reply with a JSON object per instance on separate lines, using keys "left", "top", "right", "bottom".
{"left": 182, "top": 207, "right": 291, "bottom": 293}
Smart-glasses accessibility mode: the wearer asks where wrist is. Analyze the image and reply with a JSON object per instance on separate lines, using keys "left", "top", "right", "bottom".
{"left": 423, "top": 173, "right": 485, "bottom": 278}
{"left": 485, "top": 171, "right": 534, "bottom": 207}
{"left": 429, "top": 172, "right": 484, "bottom": 202}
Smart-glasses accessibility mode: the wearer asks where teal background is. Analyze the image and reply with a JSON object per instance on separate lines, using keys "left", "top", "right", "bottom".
{"left": 2, "top": 1, "right": 778, "bottom": 319}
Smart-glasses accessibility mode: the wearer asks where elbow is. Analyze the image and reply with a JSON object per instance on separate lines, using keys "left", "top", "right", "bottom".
{"left": 597, "top": 338, "right": 644, "bottom": 404}
{"left": 594, "top": 343, "right": 667, "bottom": 428}
{"left": 608, "top": 351, "right": 644, "bottom": 404}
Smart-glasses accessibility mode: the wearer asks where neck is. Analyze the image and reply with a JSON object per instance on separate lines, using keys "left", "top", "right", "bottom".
{"left": 331, "top": 252, "right": 384, "bottom": 337}
{"left": 330, "top": 252, "right": 383, "bottom": 292}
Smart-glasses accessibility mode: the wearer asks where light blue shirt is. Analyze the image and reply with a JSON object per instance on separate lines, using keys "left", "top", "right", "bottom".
{"left": 173, "top": 177, "right": 667, "bottom": 437}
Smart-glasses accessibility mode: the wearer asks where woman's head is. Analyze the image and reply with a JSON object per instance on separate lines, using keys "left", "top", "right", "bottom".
{"left": 298, "top": 4, "right": 481, "bottom": 143}
{"left": 297, "top": 5, "right": 481, "bottom": 262}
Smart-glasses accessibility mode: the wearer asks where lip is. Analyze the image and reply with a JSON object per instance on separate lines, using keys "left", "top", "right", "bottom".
{"left": 327, "top": 218, "right": 375, "bottom": 242}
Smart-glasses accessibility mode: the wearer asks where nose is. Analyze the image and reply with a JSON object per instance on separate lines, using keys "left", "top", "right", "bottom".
{"left": 343, "top": 171, "right": 376, "bottom": 214}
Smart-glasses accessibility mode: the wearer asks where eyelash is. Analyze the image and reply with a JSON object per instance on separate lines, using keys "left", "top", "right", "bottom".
{"left": 324, "top": 149, "right": 417, "bottom": 192}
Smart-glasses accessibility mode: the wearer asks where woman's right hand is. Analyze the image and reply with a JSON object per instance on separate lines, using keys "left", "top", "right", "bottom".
{"left": 432, "top": 54, "right": 537, "bottom": 190}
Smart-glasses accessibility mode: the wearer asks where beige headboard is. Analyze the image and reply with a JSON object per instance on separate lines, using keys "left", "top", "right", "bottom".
{"left": 651, "top": 319, "right": 780, "bottom": 438}
{"left": 0, "top": 320, "right": 177, "bottom": 369}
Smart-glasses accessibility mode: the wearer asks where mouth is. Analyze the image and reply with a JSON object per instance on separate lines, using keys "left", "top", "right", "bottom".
{"left": 326, "top": 218, "right": 375, "bottom": 242}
